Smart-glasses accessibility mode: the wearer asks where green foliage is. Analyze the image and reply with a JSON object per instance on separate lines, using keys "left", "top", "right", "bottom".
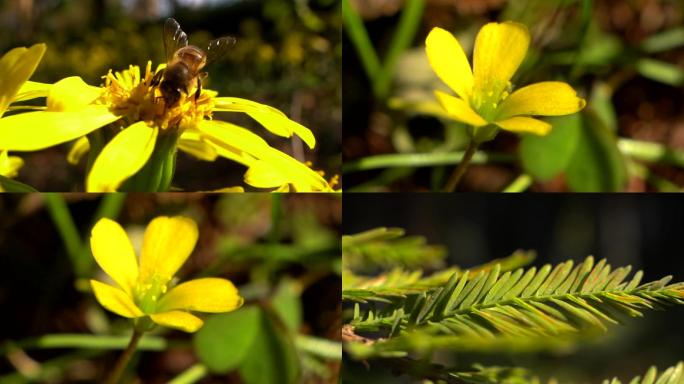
{"left": 603, "top": 362, "right": 684, "bottom": 384}
{"left": 452, "top": 364, "right": 543, "bottom": 384}
{"left": 349, "top": 256, "right": 683, "bottom": 346}
{"left": 520, "top": 114, "right": 581, "bottom": 181}
{"left": 195, "top": 305, "right": 303, "bottom": 384}
{"left": 343, "top": 228, "right": 684, "bottom": 382}
{"left": 194, "top": 307, "right": 262, "bottom": 374}
{"left": 0, "top": 175, "right": 37, "bottom": 192}
{"left": 342, "top": 227, "right": 447, "bottom": 271}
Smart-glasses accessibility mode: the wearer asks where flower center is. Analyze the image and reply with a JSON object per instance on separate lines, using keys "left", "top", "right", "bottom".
{"left": 100, "top": 61, "right": 215, "bottom": 131}
{"left": 134, "top": 275, "right": 168, "bottom": 314}
{"left": 470, "top": 81, "right": 512, "bottom": 122}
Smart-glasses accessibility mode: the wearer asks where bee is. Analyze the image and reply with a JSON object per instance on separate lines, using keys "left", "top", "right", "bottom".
{"left": 152, "top": 18, "right": 235, "bottom": 108}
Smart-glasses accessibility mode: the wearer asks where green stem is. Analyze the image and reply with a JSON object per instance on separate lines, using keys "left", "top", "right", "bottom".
{"left": 295, "top": 335, "right": 342, "bottom": 360}
{"left": 43, "top": 193, "right": 89, "bottom": 277}
{"left": 343, "top": 151, "right": 513, "bottom": 173}
{"left": 0, "top": 334, "right": 166, "bottom": 354}
{"left": 374, "top": 0, "right": 425, "bottom": 98}
{"left": 503, "top": 174, "right": 533, "bottom": 193}
{"left": 168, "top": 363, "right": 208, "bottom": 384}
{"left": 121, "top": 131, "right": 179, "bottom": 192}
{"left": 443, "top": 141, "right": 479, "bottom": 192}
{"left": 342, "top": 0, "right": 381, "bottom": 81}
{"left": 104, "top": 330, "right": 143, "bottom": 384}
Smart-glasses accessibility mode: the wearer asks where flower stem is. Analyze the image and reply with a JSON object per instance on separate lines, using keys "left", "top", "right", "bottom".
{"left": 443, "top": 141, "right": 479, "bottom": 192}
{"left": 104, "top": 330, "right": 143, "bottom": 384}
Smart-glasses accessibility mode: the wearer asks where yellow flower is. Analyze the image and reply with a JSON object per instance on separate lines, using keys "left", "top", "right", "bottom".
{"left": 0, "top": 59, "right": 330, "bottom": 192}
{"left": 426, "top": 22, "right": 586, "bottom": 142}
{"left": 89, "top": 216, "right": 243, "bottom": 333}
{"left": 0, "top": 43, "right": 47, "bottom": 192}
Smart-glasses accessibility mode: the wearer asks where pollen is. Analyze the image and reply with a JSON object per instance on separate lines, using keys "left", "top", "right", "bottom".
{"left": 101, "top": 61, "right": 215, "bottom": 131}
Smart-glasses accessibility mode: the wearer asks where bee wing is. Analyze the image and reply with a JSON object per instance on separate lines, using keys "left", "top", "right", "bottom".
{"left": 205, "top": 36, "right": 236, "bottom": 67}
{"left": 163, "top": 18, "right": 188, "bottom": 62}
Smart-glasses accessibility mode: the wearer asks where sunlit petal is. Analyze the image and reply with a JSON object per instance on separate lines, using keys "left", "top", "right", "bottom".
{"left": 150, "top": 310, "right": 203, "bottom": 333}
{"left": 494, "top": 116, "right": 552, "bottom": 135}
{"left": 90, "top": 280, "right": 144, "bottom": 318}
{"left": 425, "top": 27, "right": 473, "bottom": 101}
{"left": 90, "top": 218, "right": 139, "bottom": 295}
{"left": 47, "top": 77, "right": 102, "bottom": 112}
{"left": 156, "top": 278, "right": 244, "bottom": 313}
{"left": 14, "top": 81, "right": 51, "bottom": 102}
{"left": 139, "top": 216, "right": 198, "bottom": 284}
{"left": 473, "top": 22, "right": 529, "bottom": 99}
{"left": 434, "top": 91, "right": 487, "bottom": 127}
{"left": 178, "top": 131, "right": 218, "bottom": 161}
{"left": 0, "top": 106, "right": 119, "bottom": 151}
{"left": 245, "top": 148, "right": 333, "bottom": 192}
{"left": 214, "top": 97, "right": 316, "bottom": 148}
{"left": 0, "top": 43, "right": 46, "bottom": 117}
{"left": 495, "top": 81, "right": 587, "bottom": 120}
{"left": 86, "top": 122, "right": 158, "bottom": 192}
{"left": 197, "top": 120, "right": 270, "bottom": 164}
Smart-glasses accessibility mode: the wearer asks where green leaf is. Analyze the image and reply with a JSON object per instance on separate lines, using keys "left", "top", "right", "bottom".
{"left": 641, "top": 27, "right": 684, "bottom": 53}
{"left": 635, "top": 58, "right": 684, "bottom": 87}
{"left": 272, "top": 278, "right": 302, "bottom": 333}
{"left": 565, "top": 110, "right": 627, "bottom": 192}
{"left": 193, "top": 306, "right": 261, "bottom": 374}
{"left": 0, "top": 174, "right": 37, "bottom": 192}
{"left": 519, "top": 114, "right": 581, "bottom": 181}
{"left": 239, "top": 309, "right": 300, "bottom": 384}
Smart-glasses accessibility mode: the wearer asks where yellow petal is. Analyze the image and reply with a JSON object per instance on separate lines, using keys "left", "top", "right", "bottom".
{"left": 197, "top": 120, "right": 270, "bottom": 164}
{"left": 90, "top": 280, "right": 144, "bottom": 318}
{"left": 90, "top": 218, "right": 139, "bottom": 296}
{"left": 150, "top": 310, "right": 203, "bottom": 333}
{"left": 0, "top": 150, "right": 23, "bottom": 178}
{"left": 213, "top": 97, "right": 316, "bottom": 149}
{"left": 495, "top": 81, "right": 587, "bottom": 120}
{"left": 425, "top": 27, "right": 473, "bottom": 101}
{"left": 0, "top": 106, "right": 119, "bottom": 151}
{"left": 473, "top": 22, "right": 529, "bottom": 98}
{"left": 178, "top": 131, "right": 218, "bottom": 161}
{"left": 139, "top": 216, "right": 198, "bottom": 284}
{"left": 0, "top": 43, "right": 46, "bottom": 117}
{"left": 212, "top": 186, "right": 245, "bottom": 192}
{"left": 245, "top": 149, "right": 333, "bottom": 192}
{"left": 14, "top": 81, "right": 51, "bottom": 102}
{"left": 86, "top": 122, "right": 158, "bottom": 192}
{"left": 47, "top": 77, "right": 102, "bottom": 112}
{"left": 156, "top": 278, "right": 244, "bottom": 313}
{"left": 494, "top": 116, "right": 552, "bottom": 135}
{"left": 434, "top": 90, "right": 488, "bottom": 126}
{"left": 67, "top": 136, "right": 90, "bottom": 165}
{"left": 244, "top": 160, "right": 291, "bottom": 189}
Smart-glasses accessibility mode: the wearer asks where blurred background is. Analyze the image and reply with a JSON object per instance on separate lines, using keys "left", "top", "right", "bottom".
{"left": 343, "top": 0, "right": 684, "bottom": 192}
{"left": 0, "top": 193, "right": 341, "bottom": 383}
{"left": 1, "top": 0, "right": 341, "bottom": 191}
{"left": 343, "top": 193, "right": 684, "bottom": 382}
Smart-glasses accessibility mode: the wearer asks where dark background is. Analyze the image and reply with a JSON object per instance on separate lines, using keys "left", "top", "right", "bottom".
{"left": 343, "top": 193, "right": 684, "bottom": 382}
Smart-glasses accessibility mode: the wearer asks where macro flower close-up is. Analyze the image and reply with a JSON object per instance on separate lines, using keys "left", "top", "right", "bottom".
{"left": 90, "top": 215, "right": 243, "bottom": 333}
{"left": 0, "top": 61, "right": 335, "bottom": 192}
{"left": 426, "top": 21, "right": 586, "bottom": 142}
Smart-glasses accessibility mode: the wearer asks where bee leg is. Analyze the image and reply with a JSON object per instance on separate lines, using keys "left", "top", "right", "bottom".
{"left": 194, "top": 76, "right": 204, "bottom": 103}
{"left": 151, "top": 69, "right": 164, "bottom": 86}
